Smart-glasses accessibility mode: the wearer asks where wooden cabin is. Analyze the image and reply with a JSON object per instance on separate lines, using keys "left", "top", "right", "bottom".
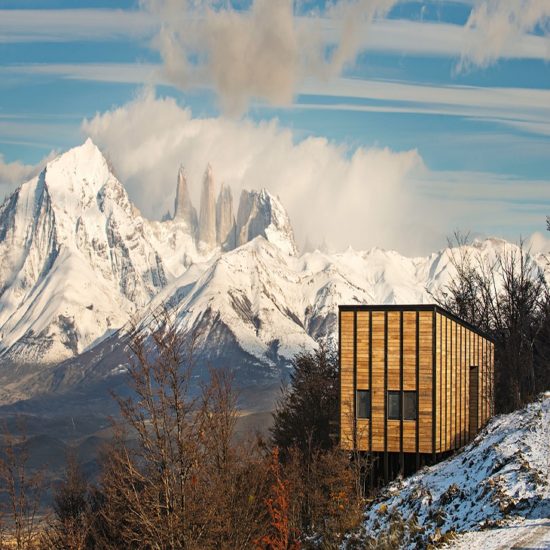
{"left": 338, "top": 304, "right": 494, "bottom": 482}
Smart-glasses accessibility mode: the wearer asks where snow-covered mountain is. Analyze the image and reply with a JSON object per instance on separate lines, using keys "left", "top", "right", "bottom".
{"left": 0, "top": 140, "right": 547, "bottom": 405}
{"left": 0, "top": 140, "right": 296, "bottom": 367}
{"left": 0, "top": 139, "right": 167, "bottom": 364}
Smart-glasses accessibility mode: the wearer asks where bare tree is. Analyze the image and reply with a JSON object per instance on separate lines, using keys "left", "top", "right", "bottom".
{"left": 434, "top": 233, "right": 549, "bottom": 412}
{"left": 41, "top": 453, "right": 91, "bottom": 550}
{"left": 0, "top": 420, "right": 45, "bottom": 549}
{"left": 90, "top": 308, "right": 271, "bottom": 549}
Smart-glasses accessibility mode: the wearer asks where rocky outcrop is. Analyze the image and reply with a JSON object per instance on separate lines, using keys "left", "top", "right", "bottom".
{"left": 173, "top": 166, "right": 197, "bottom": 232}
{"left": 236, "top": 189, "right": 297, "bottom": 256}
{"left": 216, "top": 183, "right": 236, "bottom": 250}
{"left": 198, "top": 165, "right": 217, "bottom": 248}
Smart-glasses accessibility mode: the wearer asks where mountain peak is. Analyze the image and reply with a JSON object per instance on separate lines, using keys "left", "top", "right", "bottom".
{"left": 44, "top": 138, "right": 111, "bottom": 197}
{"left": 173, "top": 164, "right": 197, "bottom": 230}
{"left": 236, "top": 188, "right": 297, "bottom": 256}
{"left": 198, "top": 164, "right": 217, "bottom": 248}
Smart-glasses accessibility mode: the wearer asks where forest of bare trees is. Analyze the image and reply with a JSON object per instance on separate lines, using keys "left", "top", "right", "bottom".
{"left": 0, "top": 312, "right": 366, "bottom": 549}
{"left": 435, "top": 232, "right": 550, "bottom": 413}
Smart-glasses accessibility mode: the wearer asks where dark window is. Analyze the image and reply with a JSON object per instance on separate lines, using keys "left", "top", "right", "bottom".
{"left": 403, "top": 391, "right": 417, "bottom": 420}
{"left": 356, "top": 390, "right": 370, "bottom": 419}
{"left": 387, "top": 391, "right": 401, "bottom": 420}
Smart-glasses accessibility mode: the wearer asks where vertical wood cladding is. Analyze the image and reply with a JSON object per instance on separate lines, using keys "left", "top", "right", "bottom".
{"left": 371, "top": 312, "right": 385, "bottom": 451}
{"left": 339, "top": 311, "right": 354, "bottom": 448}
{"left": 339, "top": 305, "right": 494, "bottom": 454}
{"left": 356, "top": 311, "right": 370, "bottom": 449}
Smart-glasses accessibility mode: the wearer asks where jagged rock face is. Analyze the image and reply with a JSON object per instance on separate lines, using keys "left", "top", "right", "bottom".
{"left": 216, "top": 184, "right": 236, "bottom": 250}
{"left": 0, "top": 143, "right": 304, "bottom": 367}
{"left": 236, "top": 189, "right": 297, "bottom": 256}
{"left": 198, "top": 165, "right": 217, "bottom": 248}
{"left": 0, "top": 139, "right": 168, "bottom": 363}
{"left": 173, "top": 166, "right": 197, "bottom": 233}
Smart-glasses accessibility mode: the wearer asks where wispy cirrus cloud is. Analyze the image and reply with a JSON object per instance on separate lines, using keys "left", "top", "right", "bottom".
{"left": 6, "top": 61, "right": 549, "bottom": 135}
{"left": 4, "top": 63, "right": 163, "bottom": 86}
{"left": 2, "top": 2, "right": 548, "bottom": 115}
{"left": 0, "top": 9, "right": 154, "bottom": 43}
{"left": 141, "top": 0, "right": 550, "bottom": 113}
{"left": 1, "top": 7, "right": 548, "bottom": 63}
{"left": 458, "top": 0, "right": 550, "bottom": 70}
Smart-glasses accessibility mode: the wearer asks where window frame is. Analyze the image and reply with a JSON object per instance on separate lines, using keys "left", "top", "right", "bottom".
{"left": 387, "top": 390, "right": 401, "bottom": 420}
{"left": 356, "top": 389, "right": 371, "bottom": 419}
{"left": 403, "top": 391, "right": 418, "bottom": 421}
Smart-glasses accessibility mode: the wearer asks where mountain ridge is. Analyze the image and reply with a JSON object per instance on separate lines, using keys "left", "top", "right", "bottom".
{"left": 0, "top": 140, "right": 548, "bottom": 407}
{"left": 0, "top": 139, "right": 297, "bottom": 368}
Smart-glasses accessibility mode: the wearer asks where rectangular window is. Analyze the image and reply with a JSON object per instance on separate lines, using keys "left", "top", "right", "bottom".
{"left": 387, "top": 391, "right": 401, "bottom": 420}
{"left": 356, "top": 390, "right": 370, "bottom": 419}
{"left": 403, "top": 391, "right": 417, "bottom": 420}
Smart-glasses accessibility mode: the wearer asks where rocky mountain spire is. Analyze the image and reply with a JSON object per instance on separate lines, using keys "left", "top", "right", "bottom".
{"left": 236, "top": 189, "right": 297, "bottom": 256}
{"left": 173, "top": 165, "right": 197, "bottom": 231}
{"left": 198, "top": 164, "right": 217, "bottom": 248}
{"left": 216, "top": 183, "right": 236, "bottom": 250}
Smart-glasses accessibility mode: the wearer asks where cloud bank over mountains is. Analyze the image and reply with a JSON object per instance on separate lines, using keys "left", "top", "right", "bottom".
{"left": 1, "top": 1, "right": 548, "bottom": 256}
{"left": 0, "top": 150, "right": 55, "bottom": 198}
{"left": 83, "top": 90, "right": 425, "bottom": 253}
{"left": 82, "top": 90, "right": 548, "bottom": 256}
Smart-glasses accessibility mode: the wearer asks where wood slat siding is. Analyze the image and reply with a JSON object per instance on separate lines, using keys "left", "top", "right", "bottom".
{"left": 480, "top": 340, "right": 487, "bottom": 426}
{"left": 339, "top": 305, "right": 494, "bottom": 454}
{"left": 447, "top": 317, "right": 452, "bottom": 450}
{"left": 371, "top": 312, "right": 385, "bottom": 451}
{"left": 418, "top": 312, "right": 433, "bottom": 453}
{"left": 436, "top": 313, "right": 441, "bottom": 453}
{"left": 356, "top": 311, "right": 370, "bottom": 449}
{"left": 387, "top": 312, "right": 400, "bottom": 451}
{"left": 339, "top": 311, "right": 354, "bottom": 449}
{"left": 433, "top": 312, "right": 493, "bottom": 452}
{"left": 403, "top": 312, "right": 417, "bottom": 451}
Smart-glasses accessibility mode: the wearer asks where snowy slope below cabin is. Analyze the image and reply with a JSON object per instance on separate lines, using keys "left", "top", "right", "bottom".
{"left": 345, "top": 393, "right": 550, "bottom": 549}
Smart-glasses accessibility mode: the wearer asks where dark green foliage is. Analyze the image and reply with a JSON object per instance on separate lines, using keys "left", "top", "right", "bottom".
{"left": 271, "top": 346, "right": 338, "bottom": 455}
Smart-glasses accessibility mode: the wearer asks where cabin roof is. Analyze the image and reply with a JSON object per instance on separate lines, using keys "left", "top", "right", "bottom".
{"left": 338, "top": 304, "right": 495, "bottom": 343}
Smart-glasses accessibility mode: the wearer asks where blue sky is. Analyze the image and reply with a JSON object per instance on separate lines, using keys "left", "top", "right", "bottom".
{"left": 0, "top": 0, "right": 549, "bottom": 254}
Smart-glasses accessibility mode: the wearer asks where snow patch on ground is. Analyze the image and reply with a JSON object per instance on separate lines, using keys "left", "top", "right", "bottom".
{"left": 445, "top": 517, "right": 550, "bottom": 550}
{"left": 346, "top": 393, "right": 550, "bottom": 549}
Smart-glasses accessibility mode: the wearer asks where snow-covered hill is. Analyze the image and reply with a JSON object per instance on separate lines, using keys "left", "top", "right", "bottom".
{"left": 345, "top": 393, "right": 550, "bottom": 549}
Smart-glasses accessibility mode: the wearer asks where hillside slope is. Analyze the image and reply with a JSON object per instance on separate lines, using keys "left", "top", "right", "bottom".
{"left": 345, "top": 393, "right": 550, "bottom": 549}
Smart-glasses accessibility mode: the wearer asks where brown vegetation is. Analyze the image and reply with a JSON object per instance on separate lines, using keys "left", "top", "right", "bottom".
{"left": 435, "top": 232, "right": 550, "bottom": 413}
{"left": 1, "top": 311, "right": 365, "bottom": 548}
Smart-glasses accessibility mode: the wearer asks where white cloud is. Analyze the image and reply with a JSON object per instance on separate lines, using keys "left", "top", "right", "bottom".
{"left": 82, "top": 90, "right": 432, "bottom": 253}
{"left": 141, "top": 0, "right": 550, "bottom": 112}
{"left": 0, "top": 9, "right": 154, "bottom": 43}
{"left": 7, "top": 62, "right": 550, "bottom": 135}
{"left": 4, "top": 63, "right": 163, "bottom": 86}
{"left": 0, "top": 151, "right": 55, "bottom": 199}
{"left": 459, "top": 0, "right": 550, "bottom": 70}
{"left": 81, "top": 91, "right": 549, "bottom": 255}
{"left": 140, "top": 0, "right": 401, "bottom": 113}
{"left": 297, "top": 77, "right": 550, "bottom": 136}
{"left": 526, "top": 231, "right": 550, "bottom": 255}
